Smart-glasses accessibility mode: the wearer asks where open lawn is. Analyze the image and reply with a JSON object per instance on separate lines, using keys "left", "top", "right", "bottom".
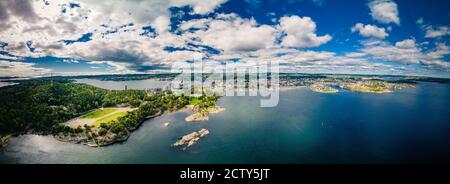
{"left": 81, "top": 108, "right": 117, "bottom": 119}
{"left": 189, "top": 98, "right": 201, "bottom": 105}
{"left": 66, "top": 107, "right": 135, "bottom": 128}
{"left": 93, "top": 111, "right": 129, "bottom": 126}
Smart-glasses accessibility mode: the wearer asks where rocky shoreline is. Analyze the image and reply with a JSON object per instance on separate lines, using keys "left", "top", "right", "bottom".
{"left": 20, "top": 103, "right": 223, "bottom": 148}
{"left": 52, "top": 104, "right": 223, "bottom": 148}
{"left": 54, "top": 110, "right": 164, "bottom": 147}
{"left": 52, "top": 103, "right": 224, "bottom": 148}
{"left": 53, "top": 128, "right": 130, "bottom": 147}
{"left": 185, "top": 106, "right": 226, "bottom": 122}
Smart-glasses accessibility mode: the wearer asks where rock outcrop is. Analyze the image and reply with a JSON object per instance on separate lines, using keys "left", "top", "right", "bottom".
{"left": 185, "top": 106, "right": 225, "bottom": 122}
{"left": 173, "top": 129, "right": 210, "bottom": 150}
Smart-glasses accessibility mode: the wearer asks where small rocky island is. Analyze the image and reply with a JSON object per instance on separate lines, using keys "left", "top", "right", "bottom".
{"left": 186, "top": 106, "right": 226, "bottom": 122}
{"left": 172, "top": 129, "right": 210, "bottom": 150}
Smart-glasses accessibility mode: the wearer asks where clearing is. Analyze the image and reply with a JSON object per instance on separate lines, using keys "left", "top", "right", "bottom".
{"left": 81, "top": 108, "right": 117, "bottom": 119}
{"left": 93, "top": 111, "right": 129, "bottom": 126}
{"left": 66, "top": 107, "right": 135, "bottom": 128}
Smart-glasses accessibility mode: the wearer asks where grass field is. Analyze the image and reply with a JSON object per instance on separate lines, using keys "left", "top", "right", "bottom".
{"left": 189, "top": 98, "right": 201, "bottom": 105}
{"left": 81, "top": 108, "right": 117, "bottom": 119}
{"left": 93, "top": 111, "right": 129, "bottom": 126}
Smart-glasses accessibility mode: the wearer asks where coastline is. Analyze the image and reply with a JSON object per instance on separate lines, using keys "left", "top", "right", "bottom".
{"left": 2, "top": 81, "right": 410, "bottom": 149}
{"left": 185, "top": 106, "right": 226, "bottom": 122}
{"left": 51, "top": 103, "right": 223, "bottom": 147}
{"left": 0, "top": 78, "right": 417, "bottom": 149}
{"left": 3, "top": 106, "right": 192, "bottom": 148}
{"left": 54, "top": 110, "right": 165, "bottom": 147}
{"left": 279, "top": 86, "right": 307, "bottom": 91}
{"left": 2, "top": 81, "right": 450, "bottom": 164}
{"left": 53, "top": 129, "right": 130, "bottom": 147}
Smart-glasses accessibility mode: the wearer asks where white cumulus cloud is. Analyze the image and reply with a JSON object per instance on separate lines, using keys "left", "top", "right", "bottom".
{"left": 278, "top": 16, "right": 331, "bottom": 48}
{"left": 181, "top": 13, "right": 277, "bottom": 52}
{"left": 425, "top": 26, "right": 450, "bottom": 38}
{"left": 369, "top": 0, "right": 400, "bottom": 25}
{"left": 362, "top": 39, "right": 421, "bottom": 64}
{"left": 352, "top": 23, "right": 388, "bottom": 39}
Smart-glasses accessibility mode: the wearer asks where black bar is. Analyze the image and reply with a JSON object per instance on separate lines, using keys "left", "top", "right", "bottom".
{"left": 1, "top": 164, "right": 449, "bottom": 183}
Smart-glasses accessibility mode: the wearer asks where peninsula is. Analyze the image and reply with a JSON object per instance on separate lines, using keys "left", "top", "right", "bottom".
{"left": 340, "top": 80, "right": 415, "bottom": 93}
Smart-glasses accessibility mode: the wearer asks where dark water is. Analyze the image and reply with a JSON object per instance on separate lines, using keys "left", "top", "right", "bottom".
{"left": 1, "top": 82, "right": 450, "bottom": 163}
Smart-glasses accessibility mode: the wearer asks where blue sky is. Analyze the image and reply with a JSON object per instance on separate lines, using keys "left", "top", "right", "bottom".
{"left": 0, "top": 0, "right": 449, "bottom": 78}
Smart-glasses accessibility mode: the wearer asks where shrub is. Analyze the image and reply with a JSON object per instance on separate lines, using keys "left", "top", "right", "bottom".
{"left": 98, "top": 128, "right": 108, "bottom": 136}
{"left": 100, "top": 123, "right": 109, "bottom": 129}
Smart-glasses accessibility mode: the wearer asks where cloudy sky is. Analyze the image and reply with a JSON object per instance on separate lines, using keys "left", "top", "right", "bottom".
{"left": 0, "top": 0, "right": 449, "bottom": 78}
